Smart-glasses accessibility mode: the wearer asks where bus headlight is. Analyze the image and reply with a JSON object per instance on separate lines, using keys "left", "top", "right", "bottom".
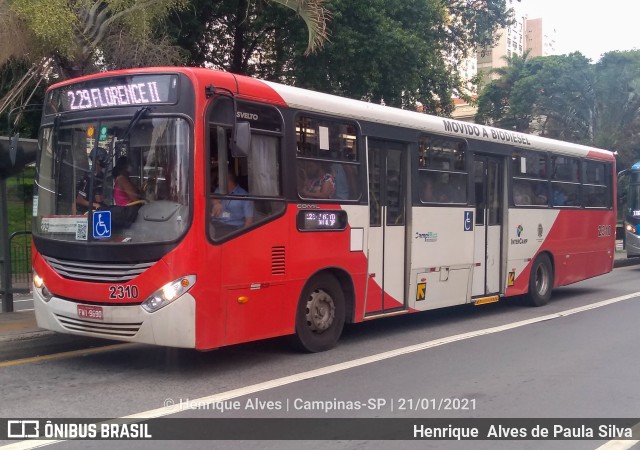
{"left": 33, "top": 271, "right": 53, "bottom": 302}
{"left": 141, "top": 275, "right": 196, "bottom": 313}
{"left": 625, "top": 222, "right": 637, "bottom": 234}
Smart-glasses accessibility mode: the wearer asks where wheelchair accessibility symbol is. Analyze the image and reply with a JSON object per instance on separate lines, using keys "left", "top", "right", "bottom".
{"left": 93, "top": 210, "right": 112, "bottom": 239}
{"left": 464, "top": 211, "right": 473, "bottom": 231}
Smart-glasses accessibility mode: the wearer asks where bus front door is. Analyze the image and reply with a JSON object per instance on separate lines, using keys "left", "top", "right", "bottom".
{"left": 365, "top": 140, "right": 407, "bottom": 315}
{"left": 472, "top": 155, "right": 504, "bottom": 297}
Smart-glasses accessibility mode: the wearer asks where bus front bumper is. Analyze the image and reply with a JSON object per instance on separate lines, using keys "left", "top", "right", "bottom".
{"left": 33, "top": 290, "right": 196, "bottom": 348}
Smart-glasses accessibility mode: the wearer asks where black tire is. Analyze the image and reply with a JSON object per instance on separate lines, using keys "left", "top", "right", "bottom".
{"left": 294, "top": 273, "right": 346, "bottom": 353}
{"left": 526, "top": 253, "right": 554, "bottom": 307}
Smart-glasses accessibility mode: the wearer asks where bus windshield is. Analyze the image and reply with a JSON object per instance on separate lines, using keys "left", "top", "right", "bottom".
{"left": 628, "top": 183, "right": 640, "bottom": 216}
{"left": 34, "top": 116, "right": 191, "bottom": 244}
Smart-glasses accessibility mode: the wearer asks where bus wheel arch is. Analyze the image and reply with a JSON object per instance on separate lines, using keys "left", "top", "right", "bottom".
{"left": 325, "top": 268, "right": 355, "bottom": 324}
{"left": 293, "top": 269, "right": 351, "bottom": 352}
{"left": 526, "top": 252, "right": 554, "bottom": 307}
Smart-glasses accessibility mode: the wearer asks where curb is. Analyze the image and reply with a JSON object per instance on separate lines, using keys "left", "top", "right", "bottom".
{"left": 0, "top": 329, "right": 56, "bottom": 343}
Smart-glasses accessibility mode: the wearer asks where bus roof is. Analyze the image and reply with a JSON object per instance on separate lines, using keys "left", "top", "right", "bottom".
{"left": 262, "top": 80, "right": 614, "bottom": 161}
{"left": 47, "top": 67, "right": 615, "bottom": 162}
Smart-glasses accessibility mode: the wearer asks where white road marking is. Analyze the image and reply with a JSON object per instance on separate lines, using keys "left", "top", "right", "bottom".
{"left": 2, "top": 291, "right": 640, "bottom": 449}
{"left": 596, "top": 441, "right": 640, "bottom": 450}
{"left": 595, "top": 420, "right": 640, "bottom": 450}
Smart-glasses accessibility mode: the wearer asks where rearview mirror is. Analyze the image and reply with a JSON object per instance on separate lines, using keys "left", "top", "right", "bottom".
{"left": 232, "top": 122, "right": 251, "bottom": 157}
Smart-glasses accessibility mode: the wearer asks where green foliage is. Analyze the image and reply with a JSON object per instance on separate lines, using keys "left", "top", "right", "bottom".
{"left": 476, "top": 51, "right": 541, "bottom": 131}
{"left": 5, "top": 169, "right": 34, "bottom": 269}
{"left": 10, "top": 0, "right": 78, "bottom": 59}
{"left": 270, "top": 0, "right": 329, "bottom": 54}
{"left": 280, "top": 0, "right": 514, "bottom": 112}
{"left": 0, "top": 59, "right": 44, "bottom": 138}
{"left": 475, "top": 50, "right": 640, "bottom": 170}
{"left": 3, "top": 0, "right": 188, "bottom": 78}
{"left": 169, "top": 0, "right": 513, "bottom": 114}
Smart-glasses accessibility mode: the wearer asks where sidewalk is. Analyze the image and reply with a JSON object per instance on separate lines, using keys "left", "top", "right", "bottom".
{"left": 0, "top": 309, "right": 54, "bottom": 342}
{"left": 1, "top": 250, "right": 639, "bottom": 343}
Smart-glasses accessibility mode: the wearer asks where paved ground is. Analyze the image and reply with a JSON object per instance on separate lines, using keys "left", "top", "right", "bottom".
{"left": 1, "top": 249, "right": 638, "bottom": 344}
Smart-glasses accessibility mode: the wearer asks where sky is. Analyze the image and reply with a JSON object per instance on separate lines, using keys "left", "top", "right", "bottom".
{"left": 517, "top": 0, "right": 640, "bottom": 61}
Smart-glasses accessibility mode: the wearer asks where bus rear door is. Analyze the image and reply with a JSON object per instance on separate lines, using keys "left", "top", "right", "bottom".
{"left": 365, "top": 139, "right": 407, "bottom": 314}
{"left": 472, "top": 155, "right": 504, "bottom": 297}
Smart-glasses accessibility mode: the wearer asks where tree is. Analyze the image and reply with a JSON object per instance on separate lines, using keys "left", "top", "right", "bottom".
{"left": 475, "top": 50, "right": 541, "bottom": 131}
{"left": 0, "top": 0, "right": 330, "bottom": 131}
{"left": 275, "top": 0, "right": 516, "bottom": 113}
{"left": 170, "top": 0, "right": 515, "bottom": 113}
{"left": 270, "top": 0, "right": 329, "bottom": 54}
{"left": 474, "top": 50, "right": 640, "bottom": 169}
{"left": 0, "top": 59, "right": 45, "bottom": 138}
{"left": 591, "top": 52, "right": 640, "bottom": 168}
{"left": 1, "top": 0, "right": 188, "bottom": 78}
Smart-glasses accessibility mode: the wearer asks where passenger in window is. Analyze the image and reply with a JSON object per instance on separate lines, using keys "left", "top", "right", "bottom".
{"left": 532, "top": 184, "right": 548, "bottom": 205}
{"left": 514, "top": 182, "right": 533, "bottom": 205}
{"left": 300, "top": 161, "right": 336, "bottom": 199}
{"left": 332, "top": 146, "right": 358, "bottom": 200}
{"left": 112, "top": 156, "right": 142, "bottom": 205}
{"left": 75, "top": 147, "right": 107, "bottom": 214}
{"left": 552, "top": 187, "right": 567, "bottom": 206}
{"left": 332, "top": 163, "right": 350, "bottom": 199}
{"left": 211, "top": 171, "right": 254, "bottom": 231}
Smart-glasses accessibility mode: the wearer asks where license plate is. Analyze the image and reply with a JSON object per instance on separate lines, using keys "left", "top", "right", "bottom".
{"left": 77, "top": 304, "right": 104, "bottom": 320}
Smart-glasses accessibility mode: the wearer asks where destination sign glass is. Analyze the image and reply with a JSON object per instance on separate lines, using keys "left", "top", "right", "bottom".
{"left": 297, "top": 210, "right": 347, "bottom": 231}
{"left": 45, "top": 74, "right": 179, "bottom": 114}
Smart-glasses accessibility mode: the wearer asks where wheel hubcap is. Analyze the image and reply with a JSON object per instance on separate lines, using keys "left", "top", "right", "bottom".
{"left": 305, "top": 288, "right": 335, "bottom": 333}
{"left": 535, "top": 264, "right": 549, "bottom": 296}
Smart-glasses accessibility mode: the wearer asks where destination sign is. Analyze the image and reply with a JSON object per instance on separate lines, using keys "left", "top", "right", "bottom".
{"left": 45, "top": 74, "right": 179, "bottom": 114}
{"left": 297, "top": 210, "right": 347, "bottom": 231}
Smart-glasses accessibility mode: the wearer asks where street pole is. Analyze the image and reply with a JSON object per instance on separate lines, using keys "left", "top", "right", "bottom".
{"left": 0, "top": 175, "right": 14, "bottom": 312}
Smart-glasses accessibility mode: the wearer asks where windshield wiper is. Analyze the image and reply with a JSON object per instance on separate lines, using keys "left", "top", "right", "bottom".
{"left": 115, "top": 106, "right": 151, "bottom": 152}
{"left": 124, "top": 106, "right": 151, "bottom": 138}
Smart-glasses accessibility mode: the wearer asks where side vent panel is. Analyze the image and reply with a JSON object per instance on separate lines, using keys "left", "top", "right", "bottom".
{"left": 271, "top": 246, "right": 286, "bottom": 275}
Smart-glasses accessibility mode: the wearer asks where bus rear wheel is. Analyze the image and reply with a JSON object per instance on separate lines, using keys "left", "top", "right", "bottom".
{"left": 294, "top": 273, "right": 345, "bottom": 353}
{"left": 526, "top": 254, "right": 553, "bottom": 307}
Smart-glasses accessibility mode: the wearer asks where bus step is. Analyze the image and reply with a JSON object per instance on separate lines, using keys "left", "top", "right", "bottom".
{"left": 473, "top": 295, "right": 500, "bottom": 306}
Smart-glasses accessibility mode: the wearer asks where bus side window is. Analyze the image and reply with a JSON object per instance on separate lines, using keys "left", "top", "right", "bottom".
{"left": 296, "top": 116, "right": 359, "bottom": 201}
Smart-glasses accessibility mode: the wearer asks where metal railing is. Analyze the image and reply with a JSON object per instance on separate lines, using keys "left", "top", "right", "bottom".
{"left": 1, "top": 230, "right": 31, "bottom": 312}
{"left": 9, "top": 230, "right": 32, "bottom": 288}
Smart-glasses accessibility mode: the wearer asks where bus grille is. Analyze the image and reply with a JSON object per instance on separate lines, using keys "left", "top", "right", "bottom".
{"left": 55, "top": 314, "right": 142, "bottom": 338}
{"left": 43, "top": 256, "right": 156, "bottom": 283}
{"left": 271, "top": 246, "right": 286, "bottom": 275}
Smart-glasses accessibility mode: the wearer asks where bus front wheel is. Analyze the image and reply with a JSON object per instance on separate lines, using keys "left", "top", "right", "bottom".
{"left": 526, "top": 254, "right": 553, "bottom": 307}
{"left": 294, "top": 273, "right": 345, "bottom": 353}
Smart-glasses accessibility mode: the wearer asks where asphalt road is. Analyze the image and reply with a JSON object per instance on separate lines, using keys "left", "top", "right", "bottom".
{"left": 2, "top": 265, "right": 640, "bottom": 449}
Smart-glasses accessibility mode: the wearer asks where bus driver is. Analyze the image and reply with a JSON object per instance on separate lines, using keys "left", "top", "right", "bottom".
{"left": 211, "top": 171, "right": 254, "bottom": 233}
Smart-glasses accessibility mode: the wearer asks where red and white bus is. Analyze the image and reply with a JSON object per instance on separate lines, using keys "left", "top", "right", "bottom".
{"left": 32, "top": 67, "right": 616, "bottom": 352}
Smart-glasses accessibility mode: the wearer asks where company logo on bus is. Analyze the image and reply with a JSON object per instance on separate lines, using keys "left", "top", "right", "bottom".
{"left": 511, "top": 225, "right": 528, "bottom": 245}
{"left": 237, "top": 111, "right": 258, "bottom": 121}
{"left": 415, "top": 231, "right": 438, "bottom": 242}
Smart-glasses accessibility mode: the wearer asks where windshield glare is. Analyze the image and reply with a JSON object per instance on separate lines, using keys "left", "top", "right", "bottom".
{"left": 35, "top": 117, "right": 190, "bottom": 243}
{"left": 628, "top": 184, "right": 640, "bottom": 214}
